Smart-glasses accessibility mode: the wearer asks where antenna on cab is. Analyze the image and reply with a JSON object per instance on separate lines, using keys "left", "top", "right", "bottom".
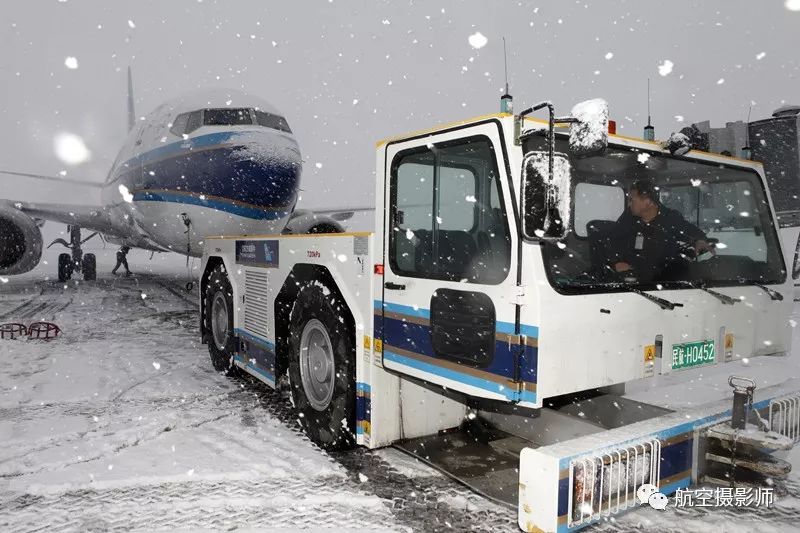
{"left": 644, "top": 78, "right": 655, "bottom": 141}
{"left": 500, "top": 37, "right": 513, "bottom": 113}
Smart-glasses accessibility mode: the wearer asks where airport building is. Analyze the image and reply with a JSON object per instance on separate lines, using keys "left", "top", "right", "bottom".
{"left": 689, "top": 105, "right": 800, "bottom": 226}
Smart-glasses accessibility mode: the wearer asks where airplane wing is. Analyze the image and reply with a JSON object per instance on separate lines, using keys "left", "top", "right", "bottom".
{"left": 0, "top": 169, "right": 136, "bottom": 239}
{"left": 1, "top": 199, "right": 125, "bottom": 237}
{"left": 0, "top": 169, "right": 102, "bottom": 187}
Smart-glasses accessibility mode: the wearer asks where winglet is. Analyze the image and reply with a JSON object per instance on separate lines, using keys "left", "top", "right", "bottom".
{"left": 127, "top": 66, "right": 136, "bottom": 132}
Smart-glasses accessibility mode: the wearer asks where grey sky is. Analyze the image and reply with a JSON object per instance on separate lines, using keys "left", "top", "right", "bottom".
{"left": 2, "top": 0, "right": 799, "bottom": 209}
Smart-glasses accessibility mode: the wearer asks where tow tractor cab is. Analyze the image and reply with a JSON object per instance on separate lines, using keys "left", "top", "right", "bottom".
{"left": 201, "top": 100, "right": 800, "bottom": 532}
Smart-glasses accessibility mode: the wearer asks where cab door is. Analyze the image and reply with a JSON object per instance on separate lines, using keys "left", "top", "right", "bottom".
{"left": 381, "top": 122, "right": 526, "bottom": 403}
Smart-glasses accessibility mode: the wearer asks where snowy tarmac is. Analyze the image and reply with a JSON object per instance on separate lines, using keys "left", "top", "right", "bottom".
{"left": 1, "top": 244, "right": 800, "bottom": 532}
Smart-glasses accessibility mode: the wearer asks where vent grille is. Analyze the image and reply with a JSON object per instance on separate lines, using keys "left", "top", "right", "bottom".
{"left": 568, "top": 439, "right": 661, "bottom": 527}
{"left": 769, "top": 394, "right": 800, "bottom": 443}
{"left": 244, "top": 269, "right": 269, "bottom": 338}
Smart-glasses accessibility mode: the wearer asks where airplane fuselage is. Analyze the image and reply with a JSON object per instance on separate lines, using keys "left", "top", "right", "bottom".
{"left": 98, "top": 90, "right": 302, "bottom": 256}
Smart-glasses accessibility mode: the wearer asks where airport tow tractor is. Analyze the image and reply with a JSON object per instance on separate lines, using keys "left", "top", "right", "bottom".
{"left": 200, "top": 97, "right": 800, "bottom": 531}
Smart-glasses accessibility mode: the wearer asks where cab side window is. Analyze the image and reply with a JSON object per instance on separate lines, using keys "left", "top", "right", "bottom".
{"left": 390, "top": 136, "right": 511, "bottom": 284}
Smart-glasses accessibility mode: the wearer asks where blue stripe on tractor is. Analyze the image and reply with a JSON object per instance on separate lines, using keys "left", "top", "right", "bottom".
{"left": 381, "top": 312, "right": 537, "bottom": 384}
{"left": 660, "top": 438, "right": 693, "bottom": 479}
{"left": 377, "top": 300, "right": 539, "bottom": 337}
{"left": 356, "top": 382, "right": 371, "bottom": 435}
{"left": 233, "top": 354, "right": 276, "bottom": 386}
{"left": 557, "top": 476, "right": 570, "bottom": 518}
{"left": 384, "top": 349, "right": 520, "bottom": 400}
{"left": 558, "top": 395, "right": 777, "bottom": 472}
{"left": 235, "top": 328, "right": 276, "bottom": 350}
{"left": 234, "top": 329, "right": 277, "bottom": 382}
{"left": 134, "top": 191, "right": 290, "bottom": 220}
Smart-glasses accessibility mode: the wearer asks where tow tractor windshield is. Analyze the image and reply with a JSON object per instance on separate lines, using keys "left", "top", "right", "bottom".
{"left": 525, "top": 136, "right": 786, "bottom": 293}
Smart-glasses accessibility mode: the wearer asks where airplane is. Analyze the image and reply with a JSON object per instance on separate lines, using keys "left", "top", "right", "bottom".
{"left": 0, "top": 69, "right": 360, "bottom": 285}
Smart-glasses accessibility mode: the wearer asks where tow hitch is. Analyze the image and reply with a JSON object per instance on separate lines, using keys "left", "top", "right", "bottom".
{"left": 701, "top": 376, "right": 794, "bottom": 487}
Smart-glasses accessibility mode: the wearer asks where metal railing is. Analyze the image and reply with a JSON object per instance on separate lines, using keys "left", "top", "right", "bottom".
{"left": 568, "top": 439, "right": 661, "bottom": 527}
{"left": 769, "top": 394, "right": 800, "bottom": 443}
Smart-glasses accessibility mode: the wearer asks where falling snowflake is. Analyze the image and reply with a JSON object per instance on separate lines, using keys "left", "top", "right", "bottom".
{"left": 64, "top": 57, "right": 78, "bottom": 69}
{"left": 658, "top": 60, "right": 674, "bottom": 76}
{"left": 717, "top": 78, "right": 725, "bottom": 85}
{"left": 358, "top": 473, "right": 369, "bottom": 483}
{"left": 152, "top": 361, "right": 161, "bottom": 370}
{"left": 756, "top": 52, "right": 766, "bottom": 60}
{"left": 605, "top": 52, "right": 613, "bottom": 60}
{"left": 637, "top": 153, "right": 650, "bottom": 164}
{"left": 118, "top": 184, "right": 133, "bottom": 203}
{"left": 468, "top": 32, "right": 488, "bottom": 49}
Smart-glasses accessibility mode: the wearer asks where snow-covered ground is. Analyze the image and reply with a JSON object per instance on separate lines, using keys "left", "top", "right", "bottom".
{"left": 1, "top": 236, "right": 799, "bottom": 532}
{"left": 0, "top": 242, "right": 512, "bottom": 532}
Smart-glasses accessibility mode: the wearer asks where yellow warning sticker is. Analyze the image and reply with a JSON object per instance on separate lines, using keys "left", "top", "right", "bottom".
{"left": 363, "top": 335, "right": 371, "bottom": 350}
{"left": 644, "top": 344, "right": 656, "bottom": 361}
{"left": 725, "top": 333, "right": 734, "bottom": 350}
{"left": 374, "top": 338, "right": 383, "bottom": 353}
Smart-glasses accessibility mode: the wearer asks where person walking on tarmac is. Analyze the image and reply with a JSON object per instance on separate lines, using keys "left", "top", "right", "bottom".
{"left": 609, "top": 179, "right": 715, "bottom": 282}
{"left": 112, "top": 246, "right": 132, "bottom": 276}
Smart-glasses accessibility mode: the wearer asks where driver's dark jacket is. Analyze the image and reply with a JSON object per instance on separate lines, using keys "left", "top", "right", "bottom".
{"left": 608, "top": 206, "right": 707, "bottom": 282}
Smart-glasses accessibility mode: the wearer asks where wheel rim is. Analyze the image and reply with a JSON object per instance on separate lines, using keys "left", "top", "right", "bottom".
{"left": 299, "top": 319, "right": 335, "bottom": 411}
{"left": 211, "top": 291, "right": 229, "bottom": 351}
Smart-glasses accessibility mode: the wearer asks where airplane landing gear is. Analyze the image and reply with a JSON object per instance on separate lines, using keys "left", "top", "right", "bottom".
{"left": 50, "top": 225, "right": 99, "bottom": 282}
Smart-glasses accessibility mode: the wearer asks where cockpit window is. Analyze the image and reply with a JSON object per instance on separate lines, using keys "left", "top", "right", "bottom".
{"left": 169, "top": 113, "right": 190, "bottom": 136}
{"left": 203, "top": 108, "right": 254, "bottom": 126}
{"left": 185, "top": 111, "right": 202, "bottom": 134}
{"left": 169, "top": 107, "right": 292, "bottom": 136}
{"left": 255, "top": 110, "right": 292, "bottom": 133}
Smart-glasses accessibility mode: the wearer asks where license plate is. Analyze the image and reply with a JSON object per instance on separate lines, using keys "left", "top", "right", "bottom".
{"left": 671, "top": 340, "right": 715, "bottom": 370}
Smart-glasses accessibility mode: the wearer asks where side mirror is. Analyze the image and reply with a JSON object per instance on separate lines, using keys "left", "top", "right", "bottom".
{"left": 569, "top": 99, "right": 609, "bottom": 156}
{"left": 521, "top": 151, "right": 572, "bottom": 240}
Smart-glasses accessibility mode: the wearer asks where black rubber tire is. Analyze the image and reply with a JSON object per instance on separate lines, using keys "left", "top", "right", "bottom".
{"left": 288, "top": 280, "right": 355, "bottom": 450}
{"left": 202, "top": 265, "right": 238, "bottom": 375}
{"left": 82, "top": 253, "right": 96, "bottom": 281}
{"left": 58, "top": 253, "right": 72, "bottom": 282}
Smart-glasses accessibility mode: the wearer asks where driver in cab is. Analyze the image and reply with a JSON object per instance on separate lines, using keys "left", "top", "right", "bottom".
{"left": 609, "top": 179, "right": 715, "bottom": 282}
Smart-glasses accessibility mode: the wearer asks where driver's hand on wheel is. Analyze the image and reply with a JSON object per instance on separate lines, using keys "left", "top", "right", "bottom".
{"left": 693, "top": 239, "right": 716, "bottom": 256}
{"left": 614, "top": 262, "right": 632, "bottom": 272}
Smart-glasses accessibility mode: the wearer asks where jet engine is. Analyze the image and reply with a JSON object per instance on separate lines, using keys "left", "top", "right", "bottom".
{"left": 282, "top": 209, "right": 345, "bottom": 235}
{"left": 0, "top": 204, "right": 43, "bottom": 275}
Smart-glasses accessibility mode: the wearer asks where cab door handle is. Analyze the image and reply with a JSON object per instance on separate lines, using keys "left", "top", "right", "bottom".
{"left": 384, "top": 282, "right": 406, "bottom": 290}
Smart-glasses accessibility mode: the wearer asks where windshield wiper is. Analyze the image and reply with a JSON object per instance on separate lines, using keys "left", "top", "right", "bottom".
{"left": 627, "top": 287, "right": 684, "bottom": 310}
{"left": 738, "top": 280, "right": 784, "bottom": 301}
{"left": 672, "top": 281, "right": 739, "bottom": 305}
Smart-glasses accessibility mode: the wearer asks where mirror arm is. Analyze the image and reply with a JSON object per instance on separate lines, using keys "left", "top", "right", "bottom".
{"left": 516, "top": 102, "right": 579, "bottom": 238}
